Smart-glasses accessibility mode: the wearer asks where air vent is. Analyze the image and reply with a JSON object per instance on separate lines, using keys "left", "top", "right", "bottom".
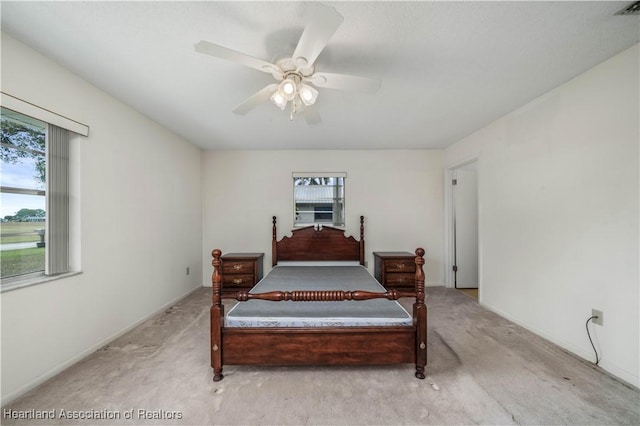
{"left": 615, "top": 1, "right": 640, "bottom": 15}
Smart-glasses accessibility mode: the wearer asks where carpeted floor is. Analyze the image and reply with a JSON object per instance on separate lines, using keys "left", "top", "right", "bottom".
{"left": 2, "top": 287, "right": 639, "bottom": 425}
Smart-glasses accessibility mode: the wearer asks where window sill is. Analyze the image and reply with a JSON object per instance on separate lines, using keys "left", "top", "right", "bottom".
{"left": 1, "top": 270, "right": 82, "bottom": 293}
{"left": 294, "top": 223, "right": 345, "bottom": 229}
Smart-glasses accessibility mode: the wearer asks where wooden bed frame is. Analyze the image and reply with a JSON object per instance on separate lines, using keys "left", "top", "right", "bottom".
{"left": 210, "top": 216, "right": 427, "bottom": 381}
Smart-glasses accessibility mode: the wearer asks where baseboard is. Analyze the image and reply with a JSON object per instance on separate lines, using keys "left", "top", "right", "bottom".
{"left": 481, "top": 301, "right": 639, "bottom": 389}
{"left": 1, "top": 284, "right": 202, "bottom": 407}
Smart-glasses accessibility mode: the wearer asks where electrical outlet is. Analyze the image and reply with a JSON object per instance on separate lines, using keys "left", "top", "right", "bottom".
{"left": 592, "top": 309, "right": 603, "bottom": 326}
{"left": 186, "top": 267, "right": 190, "bottom": 276}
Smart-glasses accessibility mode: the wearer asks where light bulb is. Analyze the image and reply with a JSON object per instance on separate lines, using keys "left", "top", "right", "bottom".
{"left": 301, "top": 88, "right": 312, "bottom": 101}
{"left": 278, "top": 78, "right": 297, "bottom": 101}
{"left": 283, "top": 81, "right": 295, "bottom": 95}
{"left": 298, "top": 84, "right": 318, "bottom": 107}
{"left": 270, "top": 92, "right": 287, "bottom": 110}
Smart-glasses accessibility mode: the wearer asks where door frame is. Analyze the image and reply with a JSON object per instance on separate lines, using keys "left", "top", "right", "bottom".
{"left": 444, "top": 156, "right": 481, "bottom": 296}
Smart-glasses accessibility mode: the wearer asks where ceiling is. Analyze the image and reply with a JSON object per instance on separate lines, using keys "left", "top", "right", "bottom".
{"left": 1, "top": 1, "right": 638, "bottom": 150}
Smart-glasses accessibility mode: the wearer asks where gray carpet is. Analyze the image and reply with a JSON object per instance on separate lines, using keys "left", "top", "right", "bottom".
{"left": 2, "top": 287, "right": 639, "bottom": 425}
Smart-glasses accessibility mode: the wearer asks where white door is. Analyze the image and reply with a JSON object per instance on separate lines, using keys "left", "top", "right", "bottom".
{"left": 453, "top": 167, "right": 478, "bottom": 289}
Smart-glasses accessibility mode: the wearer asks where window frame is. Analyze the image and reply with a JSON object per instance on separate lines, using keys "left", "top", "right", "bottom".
{"left": 292, "top": 172, "right": 346, "bottom": 228}
{"left": 0, "top": 94, "right": 87, "bottom": 292}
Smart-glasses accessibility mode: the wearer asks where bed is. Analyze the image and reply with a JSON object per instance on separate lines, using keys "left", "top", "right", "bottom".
{"left": 210, "top": 216, "right": 427, "bottom": 381}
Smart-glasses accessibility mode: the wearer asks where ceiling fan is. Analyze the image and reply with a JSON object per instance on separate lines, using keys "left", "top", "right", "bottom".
{"left": 194, "top": 2, "right": 380, "bottom": 123}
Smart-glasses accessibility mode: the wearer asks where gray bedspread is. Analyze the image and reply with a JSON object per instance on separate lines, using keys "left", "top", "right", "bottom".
{"left": 225, "top": 265, "right": 413, "bottom": 327}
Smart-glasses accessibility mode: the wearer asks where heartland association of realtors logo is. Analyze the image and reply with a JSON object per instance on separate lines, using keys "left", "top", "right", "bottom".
{"left": 3, "top": 408, "right": 183, "bottom": 421}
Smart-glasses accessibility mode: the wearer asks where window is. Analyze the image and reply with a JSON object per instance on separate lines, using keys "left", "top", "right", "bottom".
{"left": 1, "top": 107, "right": 71, "bottom": 285}
{"left": 1, "top": 109, "right": 46, "bottom": 278}
{"left": 293, "top": 173, "right": 345, "bottom": 227}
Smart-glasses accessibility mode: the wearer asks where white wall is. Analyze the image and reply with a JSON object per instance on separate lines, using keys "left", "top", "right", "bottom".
{"left": 444, "top": 44, "right": 639, "bottom": 387}
{"left": 1, "top": 33, "right": 204, "bottom": 404}
{"left": 202, "top": 150, "right": 444, "bottom": 286}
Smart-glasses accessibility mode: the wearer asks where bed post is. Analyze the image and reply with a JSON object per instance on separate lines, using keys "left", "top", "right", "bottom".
{"left": 413, "top": 247, "right": 427, "bottom": 379}
{"left": 272, "top": 216, "right": 278, "bottom": 267}
{"left": 359, "top": 215, "right": 365, "bottom": 265}
{"left": 211, "top": 249, "right": 224, "bottom": 382}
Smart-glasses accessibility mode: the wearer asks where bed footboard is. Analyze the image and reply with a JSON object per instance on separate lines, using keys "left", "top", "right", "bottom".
{"left": 232, "top": 288, "right": 417, "bottom": 302}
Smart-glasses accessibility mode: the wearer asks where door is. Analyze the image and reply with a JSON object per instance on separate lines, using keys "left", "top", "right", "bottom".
{"left": 453, "top": 166, "right": 478, "bottom": 289}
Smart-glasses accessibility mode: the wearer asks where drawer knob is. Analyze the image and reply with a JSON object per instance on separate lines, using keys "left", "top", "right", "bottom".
{"left": 212, "top": 344, "right": 219, "bottom": 351}
{"left": 233, "top": 278, "right": 243, "bottom": 284}
{"left": 395, "top": 263, "right": 405, "bottom": 269}
{"left": 233, "top": 264, "right": 242, "bottom": 270}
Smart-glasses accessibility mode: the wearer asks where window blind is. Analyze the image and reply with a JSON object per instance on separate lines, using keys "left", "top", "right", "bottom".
{"left": 46, "top": 124, "right": 70, "bottom": 275}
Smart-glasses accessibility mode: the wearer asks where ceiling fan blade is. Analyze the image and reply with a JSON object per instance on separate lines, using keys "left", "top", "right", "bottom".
{"left": 232, "top": 84, "right": 278, "bottom": 115}
{"left": 309, "top": 72, "right": 381, "bottom": 93}
{"left": 292, "top": 3, "right": 344, "bottom": 69}
{"left": 195, "top": 40, "right": 281, "bottom": 76}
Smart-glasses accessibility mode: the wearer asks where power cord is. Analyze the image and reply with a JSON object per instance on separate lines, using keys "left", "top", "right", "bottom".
{"left": 585, "top": 315, "right": 600, "bottom": 365}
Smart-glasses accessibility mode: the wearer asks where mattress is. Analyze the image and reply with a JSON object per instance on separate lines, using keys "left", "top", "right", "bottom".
{"left": 225, "top": 265, "right": 413, "bottom": 327}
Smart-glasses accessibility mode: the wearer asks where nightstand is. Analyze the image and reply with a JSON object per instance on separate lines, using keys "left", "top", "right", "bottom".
{"left": 220, "top": 253, "right": 264, "bottom": 294}
{"left": 373, "top": 252, "right": 416, "bottom": 290}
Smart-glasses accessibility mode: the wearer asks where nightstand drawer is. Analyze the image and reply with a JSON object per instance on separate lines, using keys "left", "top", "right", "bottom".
{"left": 385, "top": 273, "right": 415, "bottom": 287}
{"left": 222, "top": 262, "right": 254, "bottom": 274}
{"left": 385, "top": 259, "right": 415, "bottom": 273}
{"left": 222, "top": 274, "right": 254, "bottom": 287}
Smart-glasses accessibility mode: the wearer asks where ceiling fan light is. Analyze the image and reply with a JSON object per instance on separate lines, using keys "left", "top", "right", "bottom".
{"left": 270, "top": 92, "right": 287, "bottom": 110}
{"left": 278, "top": 78, "right": 297, "bottom": 101}
{"left": 298, "top": 84, "right": 319, "bottom": 106}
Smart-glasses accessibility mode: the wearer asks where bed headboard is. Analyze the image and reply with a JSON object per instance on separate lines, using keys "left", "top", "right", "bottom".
{"left": 272, "top": 216, "right": 365, "bottom": 267}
